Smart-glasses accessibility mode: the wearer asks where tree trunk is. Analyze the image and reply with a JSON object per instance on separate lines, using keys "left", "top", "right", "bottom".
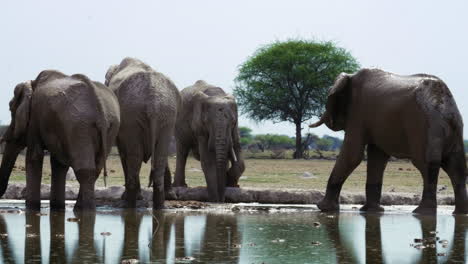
{"left": 294, "top": 121, "right": 303, "bottom": 159}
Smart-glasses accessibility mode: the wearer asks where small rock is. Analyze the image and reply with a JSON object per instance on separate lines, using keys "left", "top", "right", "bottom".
{"left": 398, "top": 168, "right": 403, "bottom": 171}
{"left": 437, "top": 253, "right": 447, "bottom": 257}
{"left": 311, "top": 241, "right": 322, "bottom": 246}
{"left": 313, "top": 222, "right": 321, "bottom": 227}
{"left": 232, "top": 244, "right": 242, "bottom": 248}
{"left": 110, "top": 169, "right": 116, "bottom": 173}
{"left": 100, "top": 232, "right": 111, "bottom": 236}
{"left": 67, "top": 218, "right": 80, "bottom": 222}
{"left": 247, "top": 243, "right": 256, "bottom": 247}
{"left": 231, "top": 206, "right": 240, "bottom": 212}
{"left": 301, "top": 172, "right": 316, "bottom": 178}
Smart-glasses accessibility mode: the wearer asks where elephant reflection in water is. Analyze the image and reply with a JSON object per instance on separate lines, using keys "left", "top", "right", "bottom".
{"left": 49, "top": 211, "right": 66, "bottom": 263}
{"left": 317, "top": 213, "right": 382, "bottom": 263}
{"left": 120, "top": 209, "right": 144, "bottom": 261}
{"left": 0, "top": 215, "right": 14, "bottom": 262}
{"left": 150, "top": 212, "right": 241, "bottom": 262}
{"left": 70, "top": 212, "right": 101, "bottom": 263}
{"left": 319, "top": 213, "right": 467, "bottom": 264}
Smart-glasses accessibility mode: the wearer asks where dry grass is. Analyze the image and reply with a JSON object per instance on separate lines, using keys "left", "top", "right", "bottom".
{"left": 5, "top": 154, "right": 456, "bottom": 195}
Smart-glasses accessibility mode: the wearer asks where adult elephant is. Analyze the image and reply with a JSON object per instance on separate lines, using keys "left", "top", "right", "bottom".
{"left": 172, "top": 80, "right": 245, "bottom": 202}
{"left": 0, "top": 70, "right": 120, "bottom": 210}
{"left": 310, "top": 68, "right": 467, "bottom": 214}
{"left": 105, "top": 57, "right": 181, "bottom": 209}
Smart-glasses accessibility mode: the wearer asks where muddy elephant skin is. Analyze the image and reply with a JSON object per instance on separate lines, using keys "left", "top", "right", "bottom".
{"left": 105, "top": 57, "right": 181, "bottom": 209}
{"left": 173, "top": 80, "right": 245, "bottom": 202}
{"left": 0, "top": 70, "right": 120, "bottom": 211}
{"left": 310, "top": 68, "right": 468, "bottom": 214}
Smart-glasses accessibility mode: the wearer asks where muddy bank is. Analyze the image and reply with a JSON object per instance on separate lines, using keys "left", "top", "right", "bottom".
{"left": 0, "top": 183, "right": 456, "bottom": 206}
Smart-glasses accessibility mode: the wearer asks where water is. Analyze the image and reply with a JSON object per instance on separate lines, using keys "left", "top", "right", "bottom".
{"left": 0, "top": 205, "right": 465, "bottom": 264}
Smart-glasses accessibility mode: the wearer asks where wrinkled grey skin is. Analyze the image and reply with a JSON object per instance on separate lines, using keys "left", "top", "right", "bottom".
{"left": 310, "top": 68, "right": 468, "bottom": 214}
{"left": 105, "top": 57, "right": 181, "bottom": 209}
{"left": 0, "top": 70, "right": 120, "bottom": 211}
{"left": 173, "top": 80, "right": 245, "bottom": 202}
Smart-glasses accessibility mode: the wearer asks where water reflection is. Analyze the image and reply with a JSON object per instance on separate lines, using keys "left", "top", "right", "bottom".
{"left": 0, "top": 208, "right": 465, "bottom": 263}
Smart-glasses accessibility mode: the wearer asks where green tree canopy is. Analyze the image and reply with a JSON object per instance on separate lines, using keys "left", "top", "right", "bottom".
{"left": 234, "top": 39, "right": 359, "bottom": 158}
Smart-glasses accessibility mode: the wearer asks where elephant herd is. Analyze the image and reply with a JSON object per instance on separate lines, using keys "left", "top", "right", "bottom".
{"left": 0, "top": 58, "right": 466, "bottom": 214}
{"left": 0, "top": 57, "right": 245, "bottom": 211}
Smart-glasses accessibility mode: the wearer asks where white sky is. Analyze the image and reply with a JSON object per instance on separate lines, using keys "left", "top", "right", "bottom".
{"left": 1, "top": 1, "right": 467, "bottom": 139}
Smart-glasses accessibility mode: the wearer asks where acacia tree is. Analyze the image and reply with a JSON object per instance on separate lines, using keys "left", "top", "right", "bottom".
{"left": 234, "top": 40, "right": 359, "bottom": 158}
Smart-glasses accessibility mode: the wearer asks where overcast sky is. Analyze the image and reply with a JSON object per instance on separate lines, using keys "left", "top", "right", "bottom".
{"left": 2, "top": 1, "right": 468, "bottom": 138}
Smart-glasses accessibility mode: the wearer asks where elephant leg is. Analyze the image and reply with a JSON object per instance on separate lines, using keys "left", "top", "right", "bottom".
{"left": 441, "top": 151, "right": 468, "bottom": 214}
{"left": 124, "top": 155, "right": 143, "bottom": 208}
{"left": 152, "top": 129, "right": 172, "bottom": 210}
{"left": 198, "top": 141, "right": 219, "bottom": 202}
{"left": 360, "top": 144, "right": 389, "bottom": 212}
{"left": 173, "top": 141, "right": 190, "bottom": 187}
{"left": 318, "top": 135, "right": 365, "bottom": 212}
{"left": 50, "top": 155, "right": 68, "bottom": 211}
{"left": 413, "top": 162, "right": 440, "bottom": 214}
{"left": 74, "top": 169, "right": 96, "bottom": 211}
{"left": 25, "top": 143, "right": 44, "bottom": 211}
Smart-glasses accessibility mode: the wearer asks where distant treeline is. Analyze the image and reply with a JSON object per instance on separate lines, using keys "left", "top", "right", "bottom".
{"left": 239, "top": 126, "right": 343, "bottom": 153}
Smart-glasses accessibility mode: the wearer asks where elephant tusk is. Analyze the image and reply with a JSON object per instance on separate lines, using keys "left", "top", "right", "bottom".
{"left": 231, "top": 148, "right": 237, "bottom": 162}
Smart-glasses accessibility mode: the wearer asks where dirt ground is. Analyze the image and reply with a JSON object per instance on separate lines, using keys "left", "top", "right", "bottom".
{"left": 5, "top": 154, "right": 456, "bottom": 195}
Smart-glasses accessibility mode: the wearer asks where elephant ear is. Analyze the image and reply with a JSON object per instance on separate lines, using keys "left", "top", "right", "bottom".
{"left": 105, "top": 64, "right": 119, "bottom": 86}
{"left": 191, "top": 91, "right": 210, "bottom": 134}
{"left": 325, "top": 73, "right": 350, "bottom": 131}
{"left": 11, "top": 81, "right": 33, "bottom": 140}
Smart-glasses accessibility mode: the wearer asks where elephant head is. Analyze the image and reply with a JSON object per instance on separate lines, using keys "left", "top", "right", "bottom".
{"left": 104, "top": 64, "right": 119, "bottom": 86}
{"left": 192, "top": 89, "right": 239, "bottom": 199}
{"left": 309, "top": 73, "right": 351, "bottom": 131}
{"left": 0, "top": 81, "right": 33, "bottom": 197}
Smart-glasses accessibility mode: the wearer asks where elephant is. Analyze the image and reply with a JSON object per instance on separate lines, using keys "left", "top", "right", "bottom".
{"left": 309, "top": 68, "right": 468, "bottom": 214}
{"left": 105, "top": 57, "right": 181, "bottom": 209}
{"left": 172, "top": 80, "right": 245, "bottom": 202}
{"left": 0, "top": 70, "right": 120, "bottom": 211}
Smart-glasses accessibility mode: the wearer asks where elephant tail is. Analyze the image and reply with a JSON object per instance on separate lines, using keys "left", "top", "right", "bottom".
{"left": 148, "top": 118, "right": 158, "bottom": 188}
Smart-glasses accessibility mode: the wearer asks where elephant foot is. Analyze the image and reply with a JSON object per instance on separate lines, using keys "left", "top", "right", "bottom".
{"left": 317, "top": 199, "right": 339, "bottom": 212}
{"left": 121, "top": 190, "right": 143, "bottom": 201}
{"left": 413, "top": 205, "right": 437, "bottom": 215}
{"left": 50, "top": 200, "right": 66, "bottom": 211}
{"left": 152, "top": 203, "right": 166, "bottom": 210}
{"left": 73, "top": 199, "right": 96, "bottom": 211}
{"left": 226, "top": 183, "right": 240, "bottom": 188}
{"left": 26, "top": 200, "right": 41, "bottom": 211}
{"left": 360, "top": 203, "right": 384, "bottom": 212}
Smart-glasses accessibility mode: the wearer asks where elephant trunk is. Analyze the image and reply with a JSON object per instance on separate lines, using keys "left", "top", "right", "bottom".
{"left": 309, "top": 112, "right": 329, "bottom": 128}
{"left": 0, "top": 141, "right": 24, "bottom": 197}
{"left": 214, "top": 120, "right": 229, "bottom": 201}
